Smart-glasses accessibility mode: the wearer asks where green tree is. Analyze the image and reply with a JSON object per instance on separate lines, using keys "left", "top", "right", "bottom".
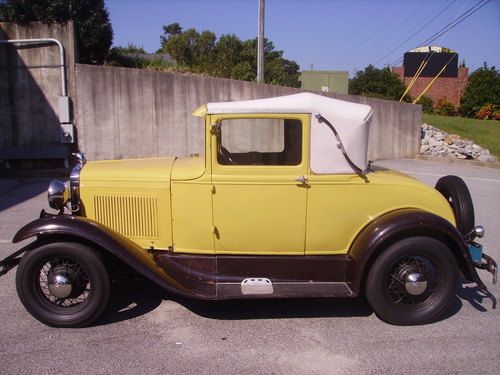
{"left": 349, "top": 65, "right": 406, "bottom": 101}
{"left": 158, "top": 23, "right": 300, "bottom": 87}
{"left": 160, "top": 22, "right": 182, "bottom": 43}
{"left": 416, "top": 96, "right": 434, "bottom": 114}
{"left": 0, "top": 0, "right": 113, "bottom": 63}
{"left": 460, "top": 66, "right": 500, "bottom": 118}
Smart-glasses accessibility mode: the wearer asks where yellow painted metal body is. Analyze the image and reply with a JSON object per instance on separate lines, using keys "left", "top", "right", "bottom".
{"left": 78, "top": 112, "right": 456, "bottom": 256}
{"left": 305, "top": 170, "right": 455, "bottom": 254}
{"left": 80, "top": 157, "right": 175, "bottom": 250}
{"left": 171, "top": 155, "right": 214, "bottom": 254}
{"left": 210, "top": 113, "right": 310, "bottom": 255}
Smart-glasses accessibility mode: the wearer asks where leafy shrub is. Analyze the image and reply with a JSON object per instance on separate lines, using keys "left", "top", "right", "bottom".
{"left": 416, "top": 96, "right": 434, "bottom": 113}
{"left": 460, "top": 66, "right": 500, "bottom": 117}
{"left": 475, "top": 103, "right": 499, "bottom": 120}
{"left": 106, "top": 47, "right": 190, "bottom": 73}
{"left": 348, "top": 65, "right": 406, "bottom": 101}
{"left": 434, "top": 98, "right": 456, "bottom": 116}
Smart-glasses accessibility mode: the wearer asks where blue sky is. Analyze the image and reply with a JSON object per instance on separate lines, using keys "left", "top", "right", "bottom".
{"left": 105, "top": 0, "right": 500, "bottom": 76}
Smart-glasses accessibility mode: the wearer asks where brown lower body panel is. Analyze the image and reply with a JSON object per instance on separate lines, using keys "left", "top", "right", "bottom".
{"left": 154, "top": 252, "right": 356, "bottom": 299}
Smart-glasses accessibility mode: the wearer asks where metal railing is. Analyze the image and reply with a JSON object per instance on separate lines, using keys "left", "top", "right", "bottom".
{"left": 0, "top": 37, "right": 67, "bottom": 96}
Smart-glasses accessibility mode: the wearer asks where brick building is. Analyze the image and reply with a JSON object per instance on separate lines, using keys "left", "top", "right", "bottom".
{"left": 392, "top": 46, "right": 468, "bottom": 108}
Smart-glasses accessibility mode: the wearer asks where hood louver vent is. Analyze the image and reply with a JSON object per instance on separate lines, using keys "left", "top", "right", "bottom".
{"left": 94, "top": 195, "right": 159, "bottom": 238}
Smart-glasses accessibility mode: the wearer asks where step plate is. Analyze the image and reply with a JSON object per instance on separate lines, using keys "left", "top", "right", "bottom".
{"left": 241, "top": 278, "right": 274, "bottom": 295}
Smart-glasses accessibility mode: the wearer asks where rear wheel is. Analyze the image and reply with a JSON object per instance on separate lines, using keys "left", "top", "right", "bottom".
{"left": 366, "top": 236, "right": 458, "bottom": 325}
{"left": 16, "top": 242, "right": 110, "bottom": 327}
{"left": 435, "top": 175, "right": 474, "bottom": 236}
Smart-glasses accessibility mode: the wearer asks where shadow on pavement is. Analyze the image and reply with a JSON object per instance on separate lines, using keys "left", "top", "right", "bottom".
{"left": 457, "top": 280, "right": 497, "bottom": 311}
{"left": 96, "top": 277, "right": 494, "bottom": 326}
{"left": 97, "top": 278, "right": 164, "bottom": 326}
{"left": 96, "top": 278, "right": 373, "bottom": 327}
{"left": 0, "top": 178, "right": 53, "bottom": 214}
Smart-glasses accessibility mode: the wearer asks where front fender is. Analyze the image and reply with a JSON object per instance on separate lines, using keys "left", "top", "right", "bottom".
{"left": 349, "top": 208, "right": 486, "bottom": 293}
{"left": 13, "top": 211, "right": 215, "bottom": 299}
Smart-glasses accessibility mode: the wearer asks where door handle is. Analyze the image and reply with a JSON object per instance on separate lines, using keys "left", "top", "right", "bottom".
{"left": 295, "top": 175, "right": 308, "bottom": 184}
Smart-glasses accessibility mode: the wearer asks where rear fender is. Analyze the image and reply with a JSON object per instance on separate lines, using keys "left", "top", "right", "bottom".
{"left": 349, "top": 208, "right": 486, "bottom": 294}
{"left": 13, "top": 211, "right": 215, "bottom": 299}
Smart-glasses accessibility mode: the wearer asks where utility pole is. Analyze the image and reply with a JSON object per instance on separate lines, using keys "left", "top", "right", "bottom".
{"left": 257, "top": 0, "right": 265, "bottom": 83}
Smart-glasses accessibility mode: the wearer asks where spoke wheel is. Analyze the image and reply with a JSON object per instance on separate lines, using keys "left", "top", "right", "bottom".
{"left": 366, "top": 236, "right": 458, "bottom": 325}
{"left": 39, "top": 258, "right": 91, "bottom": 309}
{"left": 16, "top": 242, "right": 110, "bottom": 327}
{"left": 385, "top": 255, "right": 442, "bottom": 309}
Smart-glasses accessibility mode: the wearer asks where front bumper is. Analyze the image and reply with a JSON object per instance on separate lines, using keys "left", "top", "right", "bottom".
{"left": 468, "top": 243, "right": 497, "bottom": 285}
{"left": 479, "top": 253, "right": 498, "bottom": 285}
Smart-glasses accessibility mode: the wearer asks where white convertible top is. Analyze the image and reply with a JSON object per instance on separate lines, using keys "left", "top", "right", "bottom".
{"left": 194, "top": 92, "right": 373, "bottom": 174}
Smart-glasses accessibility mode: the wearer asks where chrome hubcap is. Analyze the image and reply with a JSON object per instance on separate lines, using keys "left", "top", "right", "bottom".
{"left": 39, "top": 259, "right": 90, "bottom": 308}
{"left": 48, "top": 273, "right": 72, "bottom": 298}
{"left": 386, "top": 255, "right": 441, "bottom": 307}
{"left": 405, "top": 272, "right": 428, "bottom": 295}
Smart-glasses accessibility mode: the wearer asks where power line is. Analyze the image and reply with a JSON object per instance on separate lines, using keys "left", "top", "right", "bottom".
{"left": 416, "top": 0, "right": 490, "bottom": 49}
{"left": 314, "top": 0, "right": 392, "bottom": 67}
{"left": 346, "top": 0, "right": 428, "bottom": 68}
{"left": 389, "top": 0, "right": 492, "bottom": 67}
{"left": 333, "top": 0, "right": 412, "bottom": 66}
{"left": 372, "top": 0, "right": 457, "bottom": 66}
{"left": 390, "top": 0, "right": 469, "bottom": 66}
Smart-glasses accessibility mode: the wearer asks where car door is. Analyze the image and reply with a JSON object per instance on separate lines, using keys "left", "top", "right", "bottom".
{"left": 210, "top": 114, "right": 309, "bottom": 255}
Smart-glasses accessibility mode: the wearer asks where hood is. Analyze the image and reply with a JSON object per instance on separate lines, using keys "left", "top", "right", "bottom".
{"left": 81, "top": 157, "right": 176, "bottom": 183}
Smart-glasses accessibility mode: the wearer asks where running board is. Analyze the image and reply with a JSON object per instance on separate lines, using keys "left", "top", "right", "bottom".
{"left": 217, "top": 280, "right": 353, "bottom": 299}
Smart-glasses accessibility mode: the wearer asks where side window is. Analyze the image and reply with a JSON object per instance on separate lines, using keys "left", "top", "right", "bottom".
{"left": 217, "top": 118, "right": 302, "bottom": 166}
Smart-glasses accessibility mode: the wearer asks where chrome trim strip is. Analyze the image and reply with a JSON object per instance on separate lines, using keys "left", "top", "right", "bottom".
{"left": 217, "top": 281, "right": 353, "bottom": 298}
{"left": 69, "top": 153, "right": 86, "bottom": 212}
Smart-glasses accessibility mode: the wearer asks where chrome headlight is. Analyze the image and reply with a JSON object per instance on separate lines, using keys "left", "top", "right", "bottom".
{"left": 48, "top": 180, "right": 70, "bottom": 210}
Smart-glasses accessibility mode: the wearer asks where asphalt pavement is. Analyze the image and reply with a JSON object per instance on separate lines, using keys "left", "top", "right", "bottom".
{"left": 0, "top": 158, "right": 499, "bottom": 375}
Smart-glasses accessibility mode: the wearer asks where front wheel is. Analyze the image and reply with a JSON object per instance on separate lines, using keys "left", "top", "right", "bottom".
{"left": 16, "top": 242, "right": 110, "bottom": 327}
{"left": 366, "top": 237, "right": 458, "bottom": 325}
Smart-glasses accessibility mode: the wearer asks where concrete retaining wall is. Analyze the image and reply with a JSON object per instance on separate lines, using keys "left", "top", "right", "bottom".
{"left": 0, "top": 22, "right": 77, "bottom": 149}
{"left": 75, "top": 64, "right": 421, "bottom": 161}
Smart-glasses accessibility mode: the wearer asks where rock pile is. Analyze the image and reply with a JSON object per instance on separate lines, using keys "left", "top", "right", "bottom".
{"left": 420, "top": 123, "right": 497, "bottom": 162}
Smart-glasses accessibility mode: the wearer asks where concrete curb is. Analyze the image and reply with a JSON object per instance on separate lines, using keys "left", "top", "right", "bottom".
{"left": 415, "top": 154, "right": 500, "bottom": 169}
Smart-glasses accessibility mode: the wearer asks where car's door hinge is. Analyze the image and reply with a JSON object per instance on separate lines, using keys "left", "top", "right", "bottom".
{"left": 210, "top": 123, "right": 221, "bottom": 135}
{"left": 211, "top": 185, "right": 216, "bottom": 194}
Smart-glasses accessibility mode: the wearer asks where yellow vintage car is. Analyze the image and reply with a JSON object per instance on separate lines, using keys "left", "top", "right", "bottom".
{"left": 0, "top": 93, "right": 496, "bottom": 327}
